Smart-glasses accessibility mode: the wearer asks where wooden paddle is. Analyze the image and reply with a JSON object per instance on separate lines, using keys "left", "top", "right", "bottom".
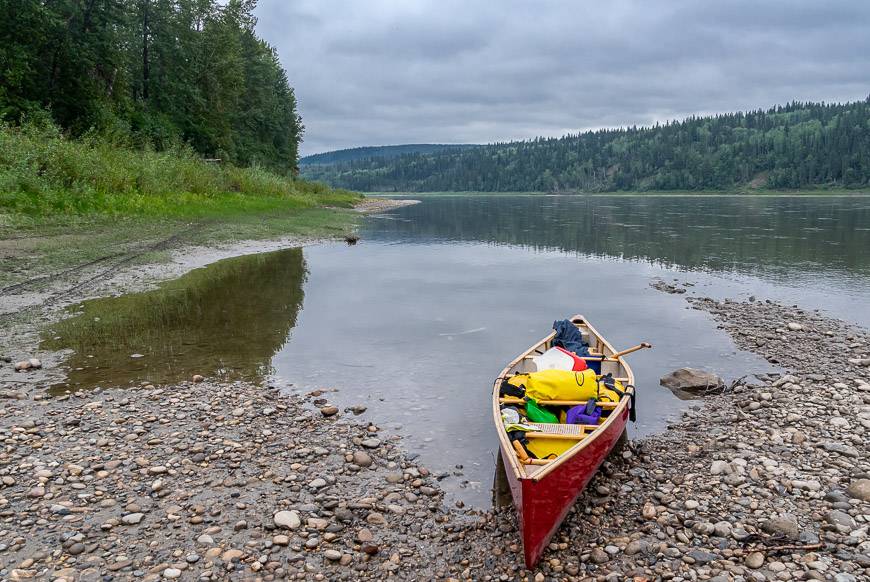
{"left": 511, "top": 440, "right": 554, "bottom": 465}
{"left": 512, "top": 440, "right": 531, "bottom": 463}
{"left": 580, "top": 342, "right": 652, "bottom": 362}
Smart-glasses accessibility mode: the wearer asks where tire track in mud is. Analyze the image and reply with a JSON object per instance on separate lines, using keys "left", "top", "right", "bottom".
{"left": 0, "top": 252, "right": 127, "bottom": 296}
{"left": 45, "top": 231, "right": 187, "bottom": 305}
{"left": 0, "top": 228, "right": 195, "bottom": 324}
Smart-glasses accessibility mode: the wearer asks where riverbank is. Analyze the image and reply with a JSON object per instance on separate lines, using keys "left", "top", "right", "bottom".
{"left": 2, "top": 195, "right": 868, "bottom": 580}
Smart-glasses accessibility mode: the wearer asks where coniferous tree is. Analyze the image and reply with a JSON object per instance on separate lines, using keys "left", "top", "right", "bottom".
{"left": 302, "top": 100, "right": 870, "bottom": 191}
{"left": 0, "top": 0, "right": 303, "bottom": 174}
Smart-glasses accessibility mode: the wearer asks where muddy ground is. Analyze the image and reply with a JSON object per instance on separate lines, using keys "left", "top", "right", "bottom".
{"left": 1, "top": 203, "right": 869, "bottom": 580}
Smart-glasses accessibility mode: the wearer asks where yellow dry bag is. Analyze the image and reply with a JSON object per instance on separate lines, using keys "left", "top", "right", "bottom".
{"left": 507, "top": 369, "right": 621, "bottom": 403}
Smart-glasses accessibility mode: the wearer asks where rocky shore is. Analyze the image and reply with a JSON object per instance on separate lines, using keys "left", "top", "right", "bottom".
{"left": 2, "top": 292, "right": 869, "bottom": 581}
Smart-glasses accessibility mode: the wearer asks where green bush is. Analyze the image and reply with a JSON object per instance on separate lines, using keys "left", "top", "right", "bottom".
{"left": 0, "top": 122, "right": 360, "bottom": 218}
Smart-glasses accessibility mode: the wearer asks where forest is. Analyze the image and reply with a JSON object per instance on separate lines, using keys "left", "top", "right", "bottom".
{"left": 301, "top": 100, "right": 870, "bottom": 192}
{"left": 1, "top": 0, "right": 301, "bottom": 174}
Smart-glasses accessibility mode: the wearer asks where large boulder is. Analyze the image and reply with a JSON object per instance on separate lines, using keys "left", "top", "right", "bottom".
{"left": 660, "top": 367, "right": 725, "bottom": 399}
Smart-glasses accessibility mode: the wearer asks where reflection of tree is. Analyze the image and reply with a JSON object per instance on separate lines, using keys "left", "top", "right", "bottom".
{"left": 43, "top": 248, "right": 307, "bottom": 391}
{"left": 365, "top": 196, "right": 870, "bottom": 275}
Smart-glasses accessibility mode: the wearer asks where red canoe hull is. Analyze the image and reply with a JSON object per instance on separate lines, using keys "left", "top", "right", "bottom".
{"left": 501, "top": 403, "right": 629, "bottom": 568}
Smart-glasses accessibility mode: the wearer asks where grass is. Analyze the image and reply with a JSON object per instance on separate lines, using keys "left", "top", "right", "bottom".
{"left": 0, "top": 123, "right": 360, "bottom": 219}
{"left": 0, "top": 123, "right": 363, "bottom": 289}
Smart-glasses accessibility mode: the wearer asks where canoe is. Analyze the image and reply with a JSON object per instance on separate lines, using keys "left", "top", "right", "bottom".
{"left": 492, "top": 315, "right": 636, "bottom": 568}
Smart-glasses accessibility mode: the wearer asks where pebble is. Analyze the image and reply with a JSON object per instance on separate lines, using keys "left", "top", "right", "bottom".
{"left": 846, "top": 479, "right": 870, "bottom": 501}
{"left": 366, "top": 512, "right": 387, "bottom": 525}
{"left": 121, "top": 513, "right": 144, "bottom": 525}
{"left": 642, "top": 502, "right": 656, "bottom": 519}
{"left": 746, "top": 552, "right": 765, "bottom": 569}
{"left": 221, "top": 549, "right": 243, "bottom": 561}
{"left": 353, "top": 450, "right": 373, "bottom": 467}
{"left": 274, "top": 510, "right": 301, "bottom": 530}
{"left": 590, "top": 547, "right": 609, "bottom": 563}
{"left": 761, "top": 515, "right": 801, "bottom": 540}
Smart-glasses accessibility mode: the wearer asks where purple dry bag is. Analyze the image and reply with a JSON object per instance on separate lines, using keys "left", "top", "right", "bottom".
{"left": 566, "top": 398, "right": 602, "bottom": 425}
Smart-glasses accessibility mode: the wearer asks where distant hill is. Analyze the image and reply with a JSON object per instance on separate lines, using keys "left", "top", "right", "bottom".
{"left": 299, "top": 144, "right": 479, "bottom": 166}
{"left": 300, "top": 99, "right": 870, "bottom": 192}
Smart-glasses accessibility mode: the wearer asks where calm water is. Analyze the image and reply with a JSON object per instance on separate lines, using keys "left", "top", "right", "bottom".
{"left": 45, "top": 195, "right": 870, "bottom": 505}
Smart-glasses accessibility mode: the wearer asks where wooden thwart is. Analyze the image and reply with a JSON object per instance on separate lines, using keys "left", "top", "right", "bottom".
{"left": 499, "top": 397, "right": 619, "bottom": 409}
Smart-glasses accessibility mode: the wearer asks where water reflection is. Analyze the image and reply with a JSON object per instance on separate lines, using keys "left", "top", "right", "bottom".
{"left": 43, "top": 248, "right": 306, "bottom": 392}
{"left": 365, "top": 196, "right": 870, "bottom": 277}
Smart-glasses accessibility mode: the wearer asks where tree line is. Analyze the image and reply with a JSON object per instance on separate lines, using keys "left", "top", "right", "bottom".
{"left": 302, "top": 100, "right": 870, "bottom": 191}
{"left": 1, "top": 0, "right": 302, "bottom": 174}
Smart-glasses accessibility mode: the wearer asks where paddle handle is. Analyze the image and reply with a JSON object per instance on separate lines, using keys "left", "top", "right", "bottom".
{"left": 580, "top": 342, "right": 652, "bottom": 362}
{"left": 613, "top": 342, "right": 652, "bottom": 359}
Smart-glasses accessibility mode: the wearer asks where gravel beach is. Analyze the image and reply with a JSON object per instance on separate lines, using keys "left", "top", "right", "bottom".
{"left": 0, "top": 381, "right": 459, "bottom": 581}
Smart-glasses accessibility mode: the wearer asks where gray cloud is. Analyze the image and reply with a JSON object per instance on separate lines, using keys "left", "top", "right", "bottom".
{"left": 253, "top": 0, "right": 870, "bottom": 155}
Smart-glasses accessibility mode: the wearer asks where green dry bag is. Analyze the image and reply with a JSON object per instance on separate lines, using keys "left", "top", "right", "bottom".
{"left": 525, "top": 398, "right": 558, "bottom": 423}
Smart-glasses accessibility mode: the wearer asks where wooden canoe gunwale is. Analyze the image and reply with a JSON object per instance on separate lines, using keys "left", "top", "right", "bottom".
{"left": 491, "top": 315, "right": 635, "bottom": 484}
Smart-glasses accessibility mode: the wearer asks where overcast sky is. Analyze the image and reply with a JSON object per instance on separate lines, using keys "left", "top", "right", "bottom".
{"left": 254, "top": 0, "right": 870, "bottom": 156}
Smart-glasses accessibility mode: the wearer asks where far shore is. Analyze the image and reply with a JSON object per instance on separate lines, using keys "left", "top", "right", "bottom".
{"left": 368, "top": 189, "right": 870, "bottom": 197}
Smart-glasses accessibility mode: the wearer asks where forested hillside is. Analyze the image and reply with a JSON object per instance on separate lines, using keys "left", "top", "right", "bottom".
{"left": 302, "top": 100, "right": 870, "bottom": 192}
{"left": 300, "top": 144, "right": 478, "bottom": 166}
{"left": 1, "top": 0, "right": 301, "bottom": 174}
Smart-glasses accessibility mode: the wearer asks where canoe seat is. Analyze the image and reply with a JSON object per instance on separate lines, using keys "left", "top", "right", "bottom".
{"left": 528, "top": 423, "right": 584, "bottom": 435}
{"left": 525, "top": 422, "right": 598, "bottom": 439}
